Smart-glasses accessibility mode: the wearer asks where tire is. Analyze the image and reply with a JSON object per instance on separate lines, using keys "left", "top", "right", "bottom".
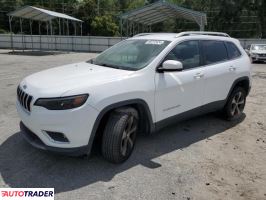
{"left": 101, "top": 107, "right": 139, "bottom": 163}
{"left": 223, "top": 87, "right": 247, "bottom": 121}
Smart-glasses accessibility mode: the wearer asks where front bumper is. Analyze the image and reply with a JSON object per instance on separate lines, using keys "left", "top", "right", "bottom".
{"left": 20, "top": 122, "right": 89, "bottom": 156}
{"left": 251, "top": 55, "right": 266, "bottom": 61}
{"left": 16, "top": 100, "right": 99, "bottom": 154}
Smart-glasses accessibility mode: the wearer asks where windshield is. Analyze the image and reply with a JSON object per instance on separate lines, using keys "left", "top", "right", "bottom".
{"left": 252, "top": 44, "right": 266, "bottom": 50}
{"left": 92, "top": 39, "right": 170, "bottom": 71}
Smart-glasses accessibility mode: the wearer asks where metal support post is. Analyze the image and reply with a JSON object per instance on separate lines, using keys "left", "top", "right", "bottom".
{"left": 8, "top": 16, "right": 14, "bottom": 52}
{"left": 20, "top": 18, "right": 25, "bottom": 52}
{"left": 29, "top": 20, "right": 33, "bottom": 51}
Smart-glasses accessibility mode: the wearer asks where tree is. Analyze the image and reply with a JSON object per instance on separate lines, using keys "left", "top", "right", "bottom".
{"left": 76, "top": 0, "right": 97, "bottom": 35}
{"left": 0, "top": 0, "right": 265, "bottom": 38}
{"left": 91, "top": 15, "right": 119, "bottom": 36}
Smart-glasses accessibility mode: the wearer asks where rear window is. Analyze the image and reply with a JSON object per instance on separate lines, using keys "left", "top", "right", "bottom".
{"left": 202, "top": 40, "right": 228, "bottom": 65}
{"left": 226, "top": 42, "right": 241, "bottom": 59}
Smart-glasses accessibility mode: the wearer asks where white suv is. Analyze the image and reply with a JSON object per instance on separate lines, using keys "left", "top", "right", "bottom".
{"left": 17, "top": 32, "right": 252, "bottom": 163}
{"left": 246, "top": 44, "right": 266, "bottom": 63}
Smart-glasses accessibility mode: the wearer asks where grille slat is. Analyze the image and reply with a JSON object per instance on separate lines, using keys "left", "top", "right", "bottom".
{"left": 21, "top": 92, "right": 26, "bottom": 107}
{"left": 19, "top": 91, "right": 23, "bottom": 105}
{"left": 23, "top": 93, "right": 28, "bottom": 108}
{"left": 17, "top": 86, "right": 33, "bottom": 112}
{"left": 27, "top": 96, "right": 33, "bottom": 111}
{"left": 25, "top": 95, "right": 29, "bottom": 110}
{"left": 18, "top": 87, "right": 22, "bottom": 102}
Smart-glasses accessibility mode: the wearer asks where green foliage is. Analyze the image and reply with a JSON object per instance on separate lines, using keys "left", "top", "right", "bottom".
{"left": 91, "top": 15, "right": 119, "bottom": 36}
{"left": 0, "top": 0, "right": 265, "bottom": 38}
{"left": 0, "top": 28, "right": 8, "bottom": 34}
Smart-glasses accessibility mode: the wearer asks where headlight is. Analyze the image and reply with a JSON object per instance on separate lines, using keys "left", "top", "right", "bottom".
{"left": 34, "top": 94, "right": 89, "bottom": 110}
{"left": 251, "top": 53, "right": 258, "bottom": 57}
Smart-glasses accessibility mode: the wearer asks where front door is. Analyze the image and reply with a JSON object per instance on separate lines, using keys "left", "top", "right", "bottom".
{"left": 155, "top": 40, "right": 205, "bottom": 122}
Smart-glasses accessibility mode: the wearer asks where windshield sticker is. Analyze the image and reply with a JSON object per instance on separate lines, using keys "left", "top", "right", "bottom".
{"left": 145, "top": 40, "right": 165, "bottom": 45}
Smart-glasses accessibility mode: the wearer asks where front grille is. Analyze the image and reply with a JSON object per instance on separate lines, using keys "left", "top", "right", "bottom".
{"left": 17, "top": 86, "right": 33, "bottom": 112}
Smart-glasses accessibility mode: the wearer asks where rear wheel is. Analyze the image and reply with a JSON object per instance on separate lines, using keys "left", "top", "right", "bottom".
{"left": 223, "top": 87, "right": 246, "bottom": 121}
{"left": 101, "top": 108, "right": 139, "bottom": 163}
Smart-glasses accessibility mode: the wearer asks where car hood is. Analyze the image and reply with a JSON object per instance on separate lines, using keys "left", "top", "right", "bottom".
{"left": 21, "top": 62, "right": 134, "bottom": 97}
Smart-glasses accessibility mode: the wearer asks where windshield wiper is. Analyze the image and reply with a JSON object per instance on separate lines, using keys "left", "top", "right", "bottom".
{"left": 97, "top": 63, "right": 122, "bottom": 69}
{"left": 90, "top": 62, "right": 136, "bottom": 71}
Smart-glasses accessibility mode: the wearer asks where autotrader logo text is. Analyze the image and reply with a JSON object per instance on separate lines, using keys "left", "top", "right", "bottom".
{"left": 0, "top": 188, "right": 54, "bottom": 200}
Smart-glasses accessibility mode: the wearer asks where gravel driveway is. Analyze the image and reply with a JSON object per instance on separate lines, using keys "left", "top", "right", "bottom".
{"left": 0, "top": 50, "right": 265, "bottom": 200}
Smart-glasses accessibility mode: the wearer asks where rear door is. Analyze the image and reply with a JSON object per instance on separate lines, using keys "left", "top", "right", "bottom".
{"left": 201, "top": 40, "right": 236, "bottom": 106}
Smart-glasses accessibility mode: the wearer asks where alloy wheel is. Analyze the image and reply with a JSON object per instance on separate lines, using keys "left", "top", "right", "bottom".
{"left": 230, "top": 91, "right": 245, "bottom": 116}
{"left": 120, "top": 115, "right": 137, "bottom": 156}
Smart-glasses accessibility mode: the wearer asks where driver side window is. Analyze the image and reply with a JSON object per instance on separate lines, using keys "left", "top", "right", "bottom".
{"left": 164, "top": 40, "right": 200, "bottom": 70}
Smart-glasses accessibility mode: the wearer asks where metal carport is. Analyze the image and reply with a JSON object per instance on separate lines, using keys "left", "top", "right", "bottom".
{"left": 7, "top": 6, "right": 83, "bottom": 52}
{"left": 119, "top": 0, "right": 207, "bottom": 36}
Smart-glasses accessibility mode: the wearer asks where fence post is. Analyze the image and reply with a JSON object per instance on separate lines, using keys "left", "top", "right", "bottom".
{"left": 88, "top": 35, "right": 91, "bottom": 52}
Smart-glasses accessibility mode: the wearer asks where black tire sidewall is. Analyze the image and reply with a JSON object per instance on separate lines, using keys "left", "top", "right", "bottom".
{"left": 101, "top": 108, "right": 139, "bottom": 163}
{"left": 225, "top": 87, "right": 247, "bottom": 120}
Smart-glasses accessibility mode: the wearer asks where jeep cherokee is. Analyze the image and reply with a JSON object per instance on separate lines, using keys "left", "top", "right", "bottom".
{"left": 17, "top": 32, "right": 252, "bottom": 163}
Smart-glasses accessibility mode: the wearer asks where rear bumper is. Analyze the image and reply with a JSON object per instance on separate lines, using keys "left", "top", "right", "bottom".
{"left": 20, "top": 122, "right": 90, "bottom": 156}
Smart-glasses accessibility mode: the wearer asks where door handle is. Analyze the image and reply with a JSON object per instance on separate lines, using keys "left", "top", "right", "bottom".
{"left": 229, "top": 66, "right": 236, "bottom": 72}
{"left": 194, "top": 72, "right": 204, "bottom": 79}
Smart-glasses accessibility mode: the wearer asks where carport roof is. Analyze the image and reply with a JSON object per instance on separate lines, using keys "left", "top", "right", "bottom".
{"left": 120, "top": 0, "right": 207, "bottom": 27}
{"left": 7, "top": 5, "right": 82, "bottom": 22}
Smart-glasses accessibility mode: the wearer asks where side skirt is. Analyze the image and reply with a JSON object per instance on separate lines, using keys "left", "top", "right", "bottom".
{"left": 154, "top": 100, "right": 226, "bottom": 132}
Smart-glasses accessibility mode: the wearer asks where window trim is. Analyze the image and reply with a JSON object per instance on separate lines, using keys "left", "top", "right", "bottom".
{"left": 225, "top": 41, "right": 242, "bottom": 60}
{"left": 156, "top": 38, "right": 244, "bottom": 72}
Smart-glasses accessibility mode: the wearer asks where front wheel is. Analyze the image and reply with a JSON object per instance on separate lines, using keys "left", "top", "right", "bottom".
{"left": 101, "top": 108, "right": 139, "bottom": 163}
{"left": 223, "top": 87, "right": 247, "bottom": 121}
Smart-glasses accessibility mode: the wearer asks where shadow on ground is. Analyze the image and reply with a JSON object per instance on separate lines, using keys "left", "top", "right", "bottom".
{"left": 0, "top": 50, "right": 69, "bottom": 56}
{"left": 0, "top": 113, "right": 245, "bottom": 193}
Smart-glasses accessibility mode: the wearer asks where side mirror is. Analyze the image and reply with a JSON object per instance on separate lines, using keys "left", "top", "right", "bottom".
{"left": 157, "top": 60, "right": 183, "bottom": 73}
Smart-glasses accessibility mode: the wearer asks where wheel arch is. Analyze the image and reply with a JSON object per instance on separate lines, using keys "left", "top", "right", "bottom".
{"left": 87, "top": 99, "right": 154, "bottom": 155}
{"left": 226, "top": 76, "right": 250, "bottom": 101}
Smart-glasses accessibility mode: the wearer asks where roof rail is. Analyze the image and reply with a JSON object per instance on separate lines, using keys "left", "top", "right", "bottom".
{"left": 133, "top": 33, "right": 154, "bottom": 37}
{"left": 176, "top": 31, "right": 230, "bottom": 38}
{"left": 133, "top": 32, "right": 176, "bottom": 37}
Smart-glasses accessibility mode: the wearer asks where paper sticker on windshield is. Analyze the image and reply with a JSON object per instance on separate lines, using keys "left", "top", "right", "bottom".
{"left": 145, "top": 40, "right": 165, "bottom": 45}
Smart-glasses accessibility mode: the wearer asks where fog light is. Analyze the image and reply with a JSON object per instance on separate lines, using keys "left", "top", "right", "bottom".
{"left": 44, "top": 131, "right": 69, "bottom": 143}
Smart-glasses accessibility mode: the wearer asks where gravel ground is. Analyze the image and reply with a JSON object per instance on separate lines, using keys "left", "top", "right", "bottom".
{"left": 0, "top": 49, "right": 265, "bottom": 200}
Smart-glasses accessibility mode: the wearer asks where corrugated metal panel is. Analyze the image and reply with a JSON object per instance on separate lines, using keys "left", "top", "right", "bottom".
{"left": 7, "top": 6, "right": 82, "bottom": 22}
{"left": 120, "top": 0, "right": 207, "bottom": 26}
